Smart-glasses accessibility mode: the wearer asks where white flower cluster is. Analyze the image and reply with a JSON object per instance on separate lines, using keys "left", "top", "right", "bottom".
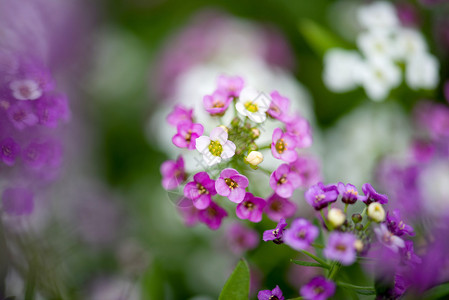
{"left": 323, "top": 1, "right": 439, "bottom": 101}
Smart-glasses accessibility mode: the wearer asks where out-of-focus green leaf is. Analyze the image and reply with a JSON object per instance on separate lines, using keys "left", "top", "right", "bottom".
{"left": 218, "top": 259, "right": 250, "bottom": 300}
{"left": 141, "top": 260, "right": 164, "bottom": 300}
{"left": 290, "top": 259, "right": 329, "bottom": 269}
{"left": 423, "top": 282, "right": 449, "bottom": 300}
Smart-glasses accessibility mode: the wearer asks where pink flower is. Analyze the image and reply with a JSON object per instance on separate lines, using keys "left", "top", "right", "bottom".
{"left": 160, "top": 156, "right": 186, "bottom": 190}
{"left": 236, "top": 192, "right": 266, "bottom": 223}
{"left": 225, "top": 222, "right": 259, "bottom": 255}
{"left": 215, "top": 168, "right": 249, "bottom": 203}
{"left": 289, "top": 156, "right": 322, "bottom": 188}
{"left": 268, "top": 91, "right": 290, "bottom": 122}
{"left": 177, "top": 197, "right": 199, "bottom": 227}
{"left": 285, "top": 114, "right": 312, "bottom": 148}
{"left": 217, "top": 75, "right": 244, "bottom": 98}
{"left": 2, "top": 187, "right": 34, "bottom": 216}
{"left": 271, "top": 128, "right": 298, "bottom": 163}
{"left": 172, "top": 121, "right": 204, "bottom": 149}
{"left": 184, "top": 172, "right": 216, "bottom": 209}
{"left": 7, "top": 102, "right": 38, "bottom": 130}
{"left": 198, "top": 201, "right": 228, "bottom": 230}
{"left": 203, "top": 90, "right": 232, "bottom": 116}
{"left": 0, "top": 137, "right": 21, "bottom": 166}
{"left": 166, "top": 105, "right": 193, "bottom": 127}
{"left": 269, "top": 164, "right": 301, "bottom": 198}
{"left": 264, "top": 193, "right": 297, "bottom": 222}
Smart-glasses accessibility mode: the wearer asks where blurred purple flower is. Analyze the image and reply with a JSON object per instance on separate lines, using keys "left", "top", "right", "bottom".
{"left": 386, "top": 209, "right": 414, "bottom": 237}
{"left": 166, "top": 105, "right": 193, "bottom": 127}
{"left": 305, "top": 182, "right": 339, "bottom": 210}
{"left": 203, "top": 90, "right": 232, "bottom": 116}
{"left": 300, "top": 276, "right": 335, "bottom": 300}
{"left": 177, "top": 197, "right": 199, "bottom": 227}
{"left": 374, "top": 224, "right": 405, "bottom": 253}
{"left": 217, "top": 75, "right": 244, "bottom": 98}
{"left": 264, "top": 193, "right": 297, "bottom": 222}
{"left": 263, "top": 218, "right": 287, "bottom": 244}
{"left": 268, "top": 91, "right": 290, "bottom": 122}
{"left": 7, "top": 102, "right": 38, "bottom": 130}
{"left": 258, "top": 285, "right": 284, "bottom": 300}
{"left": 160, "top": 156, "right": 186, "bottom": 190}
{"left": 198, "top": 200, "right": 227, "bottom": 230}
{"left": 362, "top": 183, "right": 388, "bottom": 205}
{"left": 2, "top": 187, "right": 34, "bottom": 216}
{"left": 225, "top": 222, "right": 259, "bottom": 255}
{"left": 172, "top": 121, "right": 204, "bottom": 149}
{"left": 236, "top": 192, "right": 266, "bottom": 223}
{"left": 0, "top": 137, "right": 21, "bottom": 166}
{"left": 285, "top": 114, "right": 313, "bottom": 148}
{"left": 289, "top": 156, "right": 322, "bottom": 188}
{"left": 324, "top": 232, "right": 357, "bottom": 265}
{"left": 284, "top": 218, "right": 318, "bottom": 251}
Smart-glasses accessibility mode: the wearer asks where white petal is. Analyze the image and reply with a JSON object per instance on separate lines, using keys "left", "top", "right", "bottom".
{"left": 210, "top": 126, "right": 228, "bottom": 144}
{"left": 248, "top": 111, "right": 266, "bottom": 123}
{"left": 204, "top": 154, "right": 221, "bottom": 166}
{"left": 221, "top": 141, "right": 236, "bottom": 159}
{"left": 195, "top": 136, "right": 210, "bottom": 153}
{"left": 235, "top": 102, "right": 248, "bottom": 117}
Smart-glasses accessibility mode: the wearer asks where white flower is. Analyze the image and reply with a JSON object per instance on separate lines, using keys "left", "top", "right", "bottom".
{"left": 245, "top": 151, "right": 263, "bottom": 166}
{"left": 367, "top": 202, "right": 386, "bottom": 222}
{"left": 327, "top": 208, "right": 346, "bottom": 227}
{"left": 405, "top": 52, "right": 439, "bottom": 90}
{"left": 357, "top": 29, "right": 398, "bottom": 60}
{"left": 374, "top": 224, "right": 405, "bottom": 253}
{"left": 235, "top": 86, "right": 271, "bottom": 123}
{"left": 394, "top": 28, "right": 427, "bottom": 61}
{"left": 195, "top": 126, "right": 236, "bottom": 166}
{"left": 419, "top": 161, "right": 449, "bottom": 217}
{"left": 323, "top": 49, "right": 363, "bottom": 92}
{"left": 9, "top": 79, "right": 42, "bottom": 100}
{"left": 359, "top": 57, "right": 401, "bottom": 101}
{"left": 357, "top": 1, "right": 399, "bottom": 30}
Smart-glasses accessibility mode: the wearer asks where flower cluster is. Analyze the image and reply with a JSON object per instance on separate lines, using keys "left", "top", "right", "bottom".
{"left": 323, "top": 1, "right": 439, "bottom": 101}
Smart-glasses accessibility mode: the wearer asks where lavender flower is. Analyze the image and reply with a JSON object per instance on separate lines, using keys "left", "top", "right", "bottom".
{"left": 257, "top": 285, "right": 284, "bottom": 300}
{"left": 160, "top": 156, "right": 186, "bottom": 190}
{"left": 1, "top": 187, "right": 34, "bottom": 216}
{"left": 285, "top": 114, "right": 312, "bottom": 148}
{"left": 177, "top": 198, "right": 199, "bottom": 227}
{"left": 400, "top": 240, "right": 422, "bottom": 267}
{"left": 289, "top": 156, "right": 322, "bottom": 188}
{"left": 284, "top": 218, "right": 318, "bottom": 251}
{"left": 166, "top": 105, "right": 193, "bottom": 127}
{"left": 203, "top": 91, "right": 232, "bottom": 116}
{"left": 386, "top": 209, "right": 414, "bottom": 237}
{"left": 268, "top": 91, "right": 290, "bottom": 122}
{"left": 235, "top": 192, "right": 266, "bottom": 223}
{"left": 263, "top": 218, "right": 287, "bottom": 244}
{"left": 0, "top": 137, "right": 21, "bottom": 166}
{"left": 264, "top": 193, "right": 297, "bottom": 222}
{"left": 337, "top": 182, "right": 363, "bottom": 204}
{"left": 324, "top": 232, "right": 357, "bottom": 265}
{"left": 183, "top": 172, "right": 216, "bottom": 209}
{"left": 215, "top": 168, "right": 249, "bottom": 203}
{"left": 300, "top": 276, "right": 336, "bottom": 300}
{"left": 7, "top": 102, "right": 38, "bottom": 130}
{"left": 305, "top": 182, "right": 339, "bottom": 210}
{"left": 362, "top": 183, "right": 388, "bottom": 205}
{"left": 35, "top": 93, "right": 70, "bottom": 127}
{"left": 172, "top": 121, "right": 204, "bottom": 149}
{"left": 217, "top": 75, "right": 244, "bottom": 98}
{"left": 374, "top": 224, "right": 405, "bottom": 253}
{"left": 225, "top": 222, "right": 259, "bottom": 255}
{"left": 269, "top": 164, "right": 301, "bottom": 198}
{"left": 195, "top": 126, "right": 236, "bottom": 166}
{"left": 271, "top": 128, "right": 298, "bottom": 163}
{"left": 198, "top": 201, "right": 228, "bottom": 230}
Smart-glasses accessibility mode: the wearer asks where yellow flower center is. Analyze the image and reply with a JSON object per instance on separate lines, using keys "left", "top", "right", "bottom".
{"left": 244, "top": 101, "right": 259, "bottom": 113}
{"left": 225, "top": 178, "right": 238, "bottom": 189}
{"left": 275, "top": 138, "right": 286, "bottom": 154}
{"left": 208, "top": 140, "right": 223, "bottom": 157}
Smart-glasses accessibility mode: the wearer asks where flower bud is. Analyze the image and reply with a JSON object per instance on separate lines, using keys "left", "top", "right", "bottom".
{"left": 250, "top": 128, "right": 260, "bottom": 139}
{"left": 367, "top": 202, "right": 386, "bottom": 222}
{"left": 352, "top": 213, "right": 363, "bottom": 223}
{"left": 354, "top": 239, "right": 364, "bottom": 252}
{"left": 218, "top": 125, "right": 229, "bottom": 133}
{"left": 248, "top": 142, "right": 258, "bottom": 152}
{"left": 231, "top": 117, "right": 240, "bottom": 127}
{"left": 355, "top": 223, "right": 364, "bottom": 231}
{"left": 245, "top": 151, "right": 263, "bottom": 166}
{"left": 327, "top": 208, "right": 345, "bottom": 228}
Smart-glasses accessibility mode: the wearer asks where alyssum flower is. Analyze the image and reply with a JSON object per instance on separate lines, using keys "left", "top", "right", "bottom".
{"left": 195, "top": 126, "right": 236, "bottom": 166}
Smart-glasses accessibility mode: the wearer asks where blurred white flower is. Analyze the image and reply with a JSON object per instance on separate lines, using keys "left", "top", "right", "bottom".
{"left": 323, "top": 49, "right": 363, "bottom": 92}
{"left": 357, "top": 1, "right": 399, "bottom": 30}
{"left": 406, "top": 52, "right": 439, "bottom": 90}
{"left": 357, "top": 29, "right": 398, "bottom": 60}
{"left": 419, "top": 161, "right": 449, "bottom": 217}
{"left": 359, "top": 57, "right": 401, "bottom": 101}
{"left": 394, "top": 28, "right": 428, "bottom": 61}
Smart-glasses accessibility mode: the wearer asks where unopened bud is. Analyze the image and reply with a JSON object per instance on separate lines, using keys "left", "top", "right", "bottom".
{"left": 248, "top": 142, "right": 258, "bottom": 152}
{"left": 218, "top": 125, "right": 229, "bottom": 133}
{"left": 354, "top": 239, "right": 364, "bottom": 252}
{"left": 250, "top": 128, "right": 260, "bottom": 139}
{"left": 328, "top": 208, "right": 345, "bottom": 228}
{"left": 231, "top": 117, "right": 240, "bottom": 127}
{"left": 245, "top": 151, "right": 263, "bottom": 166}
{"left": 352, "top": 213, "right": 362, "bottom": 224}
{"left": 367, "top": 202, "right": 385, "bottom": 222}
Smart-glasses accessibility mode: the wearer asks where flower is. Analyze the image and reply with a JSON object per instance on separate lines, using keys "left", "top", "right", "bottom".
{"left": 172, "top": 121, "right": 204, "bottom": 149}
{"left": 357, "top": 1, "right": 399, "bottom": 30}
{"left": 35, "top": 93, "right": 70, "bottom": 127}
{"left": 337, "top": 182, "right": 362, "bottom": 204}
{"left": 257, "top": 285, "right": 284, "bottom": 300}
{"left": 400, "top": 240, "right": 421, "bottom": 267}
{"left": 9, "top": 79, "right": 43, "bottom": 100}
{"left": 267, "top": 91, "right": 290, "bottom": 122}
{"left": 225, "top": 222, "right": 259, "bottom": 255}
{"left": 235, "top": 192, "right": 266, "bottom": 223}
{"left": 271, "top": 128, "right": 298, "bottom": 163}
{"left": 284, "top": 218, "right": 318, "bottom": 251}
{"left": 289, "top": 156, "right": 322, "bottom": 188}
{"left": 264, "top": 194, "right": 297, "bottom": 222}
{"left": 327, "top": 208, "right": 345, "bottom": 228}
{"left": 300, "top": 276, "right": 336, "bottom": 300}
{"left": 166, "top": 105, "right": 193, "bottom": 127}
{"left": 177, "top": 198, "right": 199, "bottom": 227}
{"left": 263, "top": 218, "right": 287, "bottom": 243}
{"left": 0, "top": 137, "right": 21, "bottom": 166}
{"left": 203, "top": 91, "right": 232, "bottom": 116}
{"left": 183, "top": 172, "right": 216, "bottom": 209}
{"left": 357, "top": 29, "right": 397, "bottom": 60}
{"left": 386, "top": 209, "right": 414, "bottom": 237}
{"left": 195, "top": 126, "right": 236, "bottom": 166}
{"left": 246, "top": 151, "right": 263, "bottom": 166}
{"left": 305, "top": 182, "right": 339, "bottom": 210}
{"left": 323, "top": 232, "right": 357, "bottom": 265}
{"left": 323, "top": 49, "right": 363, "bottom": 92}
{"left": 362, "top": 183, "right": 388, "bottom": 205}
{"left": 374, "top": 224, "right": 405, "bottom": 253}
{"left": 215, "top": 168, "right": 249, "bottom": 203}
{"left": 235, "top": 86, "right": 271, "bottom": 123}
{"left": 269, "top": 164, "right": 301, "bottom": 198}
{"left": 160, "top": 156, "right": 186, "bottom": 190}
{"left": 367, "top": 202, "right": 386, "bottom": 222}
{"left": 198, "top": 201, "right": 228, "bottom": 230}
{"left": 285, "top": 114, "right": 313, "bottom": 148}
{"left": 216, "top": 75, "right": 244, "bottom": 98}
{"left": 1, "top": 187, "right": 34, "bottom": 216}
{"left": 7, "top": 102, "right": 38, "bottom": 130}
{"left": 405, "top": 52, "right": 439, "bottom": 90}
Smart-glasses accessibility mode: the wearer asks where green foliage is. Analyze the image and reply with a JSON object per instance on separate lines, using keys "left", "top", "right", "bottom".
{"left": 218, "top": 259, "right": 250, "bottom": 300}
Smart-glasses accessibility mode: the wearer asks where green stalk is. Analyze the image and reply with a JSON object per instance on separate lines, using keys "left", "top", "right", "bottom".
{"left": 320, "top": 210, "right": 333, "bottom": 231}
{"left": 299, "top": 249, "right": 330, "bottom": 268}
{"left": 336, "top": 282, "right": 375, "bottom": 291}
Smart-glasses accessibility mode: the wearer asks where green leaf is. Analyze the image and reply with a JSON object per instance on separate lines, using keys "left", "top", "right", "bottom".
{"left": 218, "top": 259, "right": 250, "bottom": 300}
{"left": 290, "top": 259, "right": 330, "bottom": 269}
{"left": 298, "top": 19, "right": 348, "bottom": 57}
{"left": 423, "top": 282, "right": 449, "bottom": 300}
{"left": 336, "top": 281, "right": 376, "bottom": 296}
{"left": 141, "top": 260, "right": 165, "bottom": 300}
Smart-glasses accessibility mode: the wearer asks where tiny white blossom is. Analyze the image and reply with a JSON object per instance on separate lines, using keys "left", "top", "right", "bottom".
{"left": 328, "top": 208, "right": 346, "bottom": 228}
{"left": 235, "top": 86, "right": 271, "bottom": 123}
{"left": 367, "top": 202, "right": 386, "bottom": 222}
{"left": 357, "top": 1, "right": 399, "bottom": 30}
{"left": 195, "top": 126, "right": 236, "bottom": 166}
{"left": 9, "top": 79, "right": 42, "bottom": 100}
{"left": 359, "top": 57, "right": 401, "bottom": 101}
{"left": 357, "top": 29, "right": 398, "bottom": 60}
{"left": 323, "top": 49, "right": 363, "bottom": 92}
{"left": 394, "top": 28, "right": 428, "bottom": 61}
{"left": 406, "top": 53, "right": 439, "bottom": 90}
{"left": 245, "top": 151, "right": 263, "bottom": 166}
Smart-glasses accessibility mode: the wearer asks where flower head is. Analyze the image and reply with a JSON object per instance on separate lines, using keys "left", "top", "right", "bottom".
{"left": 264, "top": 193, "right": 297, "bottom": 222}
{"left": 289, "top": 156, "right": 322, "bottom": 188}
{"left": 367, "top": 202, "right": 386, "bottom": 222}
{"left": 225, "top": 222, "right": 259, "bottom": 255}
{"left": 166, "top": 105, "right": 193, "bottom": 127}
{"left": 203, "top": 91, "right": 232, "bottom": 116}
{"left": 160, "top": 156, "right": 186, "bottom": 190}
{"left": 285, "top": 114, "right": 313, "bottom": 148}
{"left": 172, "top": 121, "right": 204, "bottom": 149}
{"left": 327, "top": 208, "right": 345, "bottom": 228}
{"left": 269, "top": 164, "right": 301, "bottom": 198}
{"left": 246, "top": 151, "right": 263, "bottom": 166}
{"left": 374, "top": 224, "right": 405, "bottom": 253}
{"left": 400, "top": 240, "right": 421, "bottom": 267}
{"left": 217, "top": 75, "right": 244, "bottom": 98}
{"left": 196, "top": 126, "right": 236, "bottom": 166}
{"left": 2, "top": 187, "right": 34, "bottom": 216}
{"left": 362, "top": 183, "right": 388, "bottom": 205}
{"left": 284, "top": 218, "right": 319, "bottom": 251}
{"left": 305, "top": 182, "right": 339, "bottom": 210}
{"left": 183, "top": 172, "right": 216, "bottom": 209}
{"left": 7, "top": 102, "right": 38, "bottom": 130}
{"left": 215, "top": 168, "right": 249, "bottom": 203}
{"left": 271, "top": 128, "right": 298, "bottom": 163}
{"left": 0, "top": 137, "right": 21, "bottom": 166}
{"left": 324, "top": 232, "right": 357, "bottom": 265}
{"left": 198, "top": 201, "right": 228, "bottom": 230}
{"left": 267, "top": 91, "right": 290, "bottom": 122}
{"left": 263, "top": 218, "right": 287, "bottom": 244}
{"left": 236, "top": 192, "right": 266, "bottom": 223}
{"left": 300, "top": 276, "right": 336, "bottom": 300}
{"left": 386, "top": 209, "right": 414, "bottom": 237}
{"left": 235, "top": 87, "right": 271, "bottom": 123}
{"left": 35, "top": 93, "right": 70, "bottom": 127}
{"left": 177, "top": 198, "right": 199, "bottom": 227}
{"left": 337, "top": 182, "right": 363, "bottom": 204}
{"left": 9, "top": 79, "right": 43, "bottom": 100}
{"left": 258, "top": 285, "right": 285, "bottom": 300}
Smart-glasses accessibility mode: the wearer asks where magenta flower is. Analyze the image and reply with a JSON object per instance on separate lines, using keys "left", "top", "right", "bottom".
{"left": 166, "top": 105, "right": 193, "bottom": 127}
{"left": 160, "top": 156, "right": 186, "bottom": 190}
{"left": 22, "top": 141, "right": 49, "bottom": 170}
{"left": 217, "top": 75, "right": 244, "bottom": 98}
{"left": 267, "top": 91, "right": 290, "bottom": 122}
{"left": 374, "top": 224, "right": 405, "bottom": 253}
{"left": 35, "top": 93, "right": 70, "bottom": 127}
{"left": 337, "top": 182, "right": 363, "bottom": 204}
{"left": 269, "top": 164, "right": 301, "bottom": 198}
{"left": 400, "top": 240, "right": 421, "bottom": 267}
{"left": 305, "top": 182, "right": 339, "bottom": 210}
{"left": 271, "top": 128, "right": 298, "bottom": 163}
{"left": 284, "top": 218, "right": 319, "bottom": 251}
{"left": 177, "top": 198, "right": 199, "bottom": 227}
{"left": 300, "top": 276, "right": 336, "bottom": 300}
{"left": 0, "top": 137, "right": 21, "bottom": 166}
{"left": 285, "top": 114, "right": 312, "bottom": 148}
{"left": 198, "top": 201, "right": 228, "bottom": 230}
{"left": 215, "top": 168, "right": 249, "bottom": 203}
{"left": 203, "top": 90, "right": 232, "bottom": 116}
{"left": 362, "top": 183, "right": 388, "bottom": 205}
{"left": 183, "top": 172, "right": 216, "bottom": 209}
{"left": 386, "top": 209, "right": 414, "bottom": 237}
{"left": 323, "top": 232, "right": 357, "bottom": 265}
{"left": 225, "top": 222, "right": 259, "bottom": 255}
{"left": 236, "top": 192, "right": 266, "bottom": 223}
{"left": 264, "top": 193, "right": 297, "bottom": 222}
{"left": 258, "top": 285, "right": 284, "bottom": 300}
{"left": 289, "top": 156, "right": 322, "bottom": 188}
{"left": 7, "top": 102, "right": 38, "bottom": 130}
{"left": 172, "top": 121, "right": 204, "bottom": 149}
{"left": 263, "top": 218, "right": 287, "bottom": 244}
{"left": 1, "top": 187, "right": 34, "bottom": 216}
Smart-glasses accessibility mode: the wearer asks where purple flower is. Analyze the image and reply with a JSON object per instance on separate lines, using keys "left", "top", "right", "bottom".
{"left": 160, "top": 156, "right": 186, "bottom": 190}
{"left": 392, "top": 274, "right": 409, "bottom": 299}
{"left": 386, "top": 209, "right": 414, "bottom": 237}
{"left": 225, "top": 222, "right": 259, "bottom": 255}
{"left": 215, "top": 168, "right": 249, "bottom": 203}
{"left": 172, "top": 121, "right": 204, "bottom": 149}
{"left": 271, "top": 128, "right": 298, "bottom": 163}
{"left": 400, "top": 240, "right": 421, "bottom": 267}
{"left": 198, "top": 201, "right": 228, "bottom": 230}
{"left": 203, "top": 91, "right": 232, "bottom": 116}
{"left": 269, "top": 164, "right": 301, "bottom": 198}
{"left": 22, "top": 141, "right": 48, "bottom": 170}
{"left": 166, "top": 105, "right": 193, "bottom": 127}
{"left": 195, "top": 126, "right": 236, "bottom": 166}
{"left": 236, "top": 192, "right": 266, "bottom": 223}
{"left": 289, "top": 156, "right": 322, "bottom": 188}
{"left": 0, "top": 137, "right": 21, "bottom": 166}
{"left": 324, "top": 232, "right": 357, "bottom": 265}
{"left": 1, "top": 187, "right": 34, "bottom": 216}
{"left": 267, "top": 91, "right": 290, "bottom": 122}
{"left": 7, "top": 102, "right": 38, "bottom": 130}
{"left": 305, "top": 182, "right": 339, "bottom": 210}
{"left": 35, "top": 93, "right": 70, "bottom": 127}
{"left": 264, "top": 193, "right": 297, "bottom": 222}
{"left": 374, "top": 224, "right": 405, "bottom": 253}
{"left": 337, "top": 182, "right": 363, "bottom": 204}
{"left": 177, "top": 198, "right": 199, "bottom": 227}
{"left": 257, "top": 285, "right": 284, "bottom": 300}
{"left": 300, "top": 276, "right": 336, "bottom": 300}
{"left": 183, "top": 172, "right": 216, "bottom": 209}
{"left": 284, "top": 218, "right": 319, "bottom": 251}
{"left": 216, "top": 75, "right": 244, "bottom": 98}
{"left": 263, "top": 218, "right": 287, "bottom": 244}
{"left": 285, "top": 114, "right": 312, "bottom": 148}
{"left": 362, "top": 183, "right": 388, "bottom": 205}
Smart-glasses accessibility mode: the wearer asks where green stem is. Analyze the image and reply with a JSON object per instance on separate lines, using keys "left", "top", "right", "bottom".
{"left": 258, "top": 144, "right": 271, "bottom": 150}
{"left": 363, "top": 219, "right": 372, "bottom": 231}
{"left": 336, "top": 282, "right": 375, "bottom": 290}
{"left": 361, "top": 207, "right": 367, "bottom": 217}
{"left": 320, "top": 210, "right": 333, "bottom": 231}
{"left": 328, "top": 263, "right": 341, "bottom": 280}
{"left": 312, "top": 243, "right": 324, "bottom": 249}
{"left": 287, "top": 297, "right": 303, "bottom": 300}
{"left": 344, "top": 203, "right": 348, "bottom": 214}
{"left": 24, "top": 268, "right": 35, "bottom": 300}
{"left": 257, "top": 166, "right": 272, "bottom": 176}
{"left": 299, "top": 249, "right": 330, "bottom": 268}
